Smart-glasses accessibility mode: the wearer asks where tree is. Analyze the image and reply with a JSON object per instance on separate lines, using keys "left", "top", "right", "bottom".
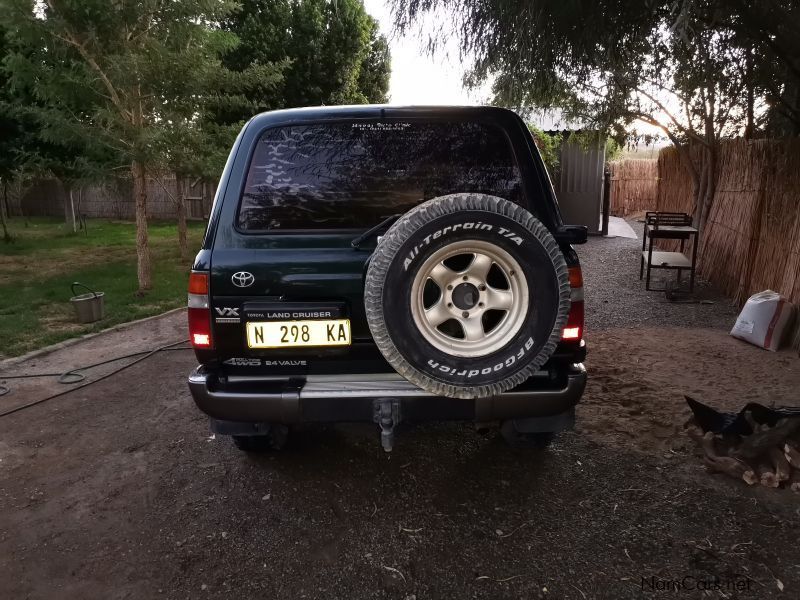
{"left": 152, "top": 124, "right": 197, "bottom": 263}
{"left": 31, "top": 106, "right": 119, "bottom": 232}
{"left": 155, "top": 119, "right": 241, "bottom": 263}
{"left": 391, "top": 0, "right": 797, "bottom": 232}
{"left": 721, "top": 0, "right": 800, "bottom": 136}
{"left": 0, "top": 159, "right": 40, "bottom": 243}
{"left": 528, "top": 125, "right": 562, "bottom": 178}
{"left": 0, "top": 20, "right": 41, "bottom": 241}
{"left": 4, "top": 0, "right": 245, "bottom": 292}
{"left": 621, "top": 3, "right": 752, "bottom": 230}
{"left": 2, "top": 15, "right": 118, "bottom": 235}
{"left": 220, "top": 0, "right": 390, "bottom": 122}
{"left": 357, "top": 21, "right": 391, "bottom": 104}
{"left": 155, "top": 48, "right": 273, "bottom": 262}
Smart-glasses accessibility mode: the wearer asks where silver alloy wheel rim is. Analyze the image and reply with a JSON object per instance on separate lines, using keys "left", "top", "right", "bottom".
{"left": 410, "top": 240, "right": 529, "bottom": 358}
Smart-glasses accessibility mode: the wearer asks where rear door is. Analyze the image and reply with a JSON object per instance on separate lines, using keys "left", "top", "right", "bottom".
{"left": 209, "top": 118, "right": 527, "bottom": 375}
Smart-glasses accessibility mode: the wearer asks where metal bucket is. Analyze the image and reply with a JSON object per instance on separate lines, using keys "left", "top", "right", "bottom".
{"left": 70, "top": 282, "right": 105, "bottom": 324}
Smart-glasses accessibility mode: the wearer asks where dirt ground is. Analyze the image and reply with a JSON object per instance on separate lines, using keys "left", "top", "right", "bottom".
{"left": 580, "top": 327, "right": 800, "bottom": 456}
{"left": 0, "top": 309, "right": 187, "bottom": 410}
{"left": 2, "top": 240, "right": 800, "bottom": 599}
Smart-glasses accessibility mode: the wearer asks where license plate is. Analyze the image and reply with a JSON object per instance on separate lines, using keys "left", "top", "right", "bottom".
{"left": 246, "top": 319, "right": 351, "bottom": 349}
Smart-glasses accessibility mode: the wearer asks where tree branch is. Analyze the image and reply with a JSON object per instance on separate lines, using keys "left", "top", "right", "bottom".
{"left": 46, "top": 1, "right": 132, "bottom": 122}
{"left": 765, "top": 83, "right": 800, "bottom": 121}
{"left": 635, "top": 86, "right": 708, "bottom": 146}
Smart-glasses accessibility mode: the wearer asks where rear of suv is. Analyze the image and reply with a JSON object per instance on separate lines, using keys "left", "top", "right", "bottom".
{"left": 188, "top": 105, "right": 587, "bottom": 452}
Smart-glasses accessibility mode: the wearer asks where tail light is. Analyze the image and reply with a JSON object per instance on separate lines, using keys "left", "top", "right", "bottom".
{"left": 562, "top": 266, "right": 584, "bottom": 341}
{"left": 188, "top": 271, "right": 212, "bottom": 348}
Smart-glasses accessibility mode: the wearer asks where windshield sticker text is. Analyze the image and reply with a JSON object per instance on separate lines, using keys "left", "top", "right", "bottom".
{"left": 351, "top": 122, "right": 412, "bottom": 132}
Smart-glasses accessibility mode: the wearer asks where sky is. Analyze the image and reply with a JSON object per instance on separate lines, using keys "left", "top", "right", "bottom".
{"left": 361, "top": 0, "right": 575, "bottom": 131}
{"left": 362, "top": 0, "right": 489, "bottom": 106}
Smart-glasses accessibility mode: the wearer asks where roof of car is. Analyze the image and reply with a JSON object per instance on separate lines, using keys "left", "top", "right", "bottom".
{"left": 247, "top": 105, "right": 522, "bottom": 129}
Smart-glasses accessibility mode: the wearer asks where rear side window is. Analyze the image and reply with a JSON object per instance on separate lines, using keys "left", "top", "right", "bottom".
{"left": 237, "top": 121, "right": 523, "bottom": 230}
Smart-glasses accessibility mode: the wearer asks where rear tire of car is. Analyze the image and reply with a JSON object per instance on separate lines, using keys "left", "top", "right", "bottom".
{"left": 365, "top": 193, "right": 570, "bottom": 399}
{"left": 231, "top": 425, "right": 289, "bottom": 452}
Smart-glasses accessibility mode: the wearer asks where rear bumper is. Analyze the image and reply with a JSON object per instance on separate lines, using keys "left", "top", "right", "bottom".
{"left": 188, "top": 364, "right": 587, "bottom": 424}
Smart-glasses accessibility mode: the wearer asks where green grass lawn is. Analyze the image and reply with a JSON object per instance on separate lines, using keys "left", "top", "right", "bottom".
{"left": 0, "top": 217, "right": 205, "bottom": 359}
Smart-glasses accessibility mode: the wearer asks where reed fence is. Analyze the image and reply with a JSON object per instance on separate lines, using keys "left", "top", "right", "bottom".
{"left": 656, "top": 139, "right": 800, "bottom": 308}
{"left": 656, "top": 139, "right": 800, "bottom": 347}
{"left": 608, "top": 159, "right": 659, "bottom": 217}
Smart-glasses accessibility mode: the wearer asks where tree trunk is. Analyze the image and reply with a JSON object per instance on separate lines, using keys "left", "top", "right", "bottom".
{"left": 1, "top": 180, "right": 11, "bottom": 243}
{"left": 693, "top": 155, "right": 708, "bottom": 229}
{"left": 76, "top": 187, "right": 84, "bottom": 230}
{"left": 794, "top": 84, "right": 800, "bottom": 137}
{"left": 699, "top": 146, "right": 717, "bottom": 234}
{"left": 64, "top": 182, "right": 77, "bottom": 233}
{"left": 175, "top": 174, "right": 189, "bottom": 263}
{"left": 745, "top": 52, "right": 755, "bottom": 140}
{"left": 677, "top": 142, "right": 705, "bottom": 230}
{"left": 6, "top": 181, "right": 21, "bottom": 219}
{"left": 132, "top": 160, "right": 152, "bottom": 292}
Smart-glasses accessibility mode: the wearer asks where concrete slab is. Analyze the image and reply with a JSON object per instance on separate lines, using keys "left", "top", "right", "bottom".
{"left": 605, "top": 216, "right": 638, "bottom": 239}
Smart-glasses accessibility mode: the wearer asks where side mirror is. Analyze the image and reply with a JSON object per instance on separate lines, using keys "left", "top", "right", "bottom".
{"left": 554, "top": 225, "right": 588, "bottom": 245}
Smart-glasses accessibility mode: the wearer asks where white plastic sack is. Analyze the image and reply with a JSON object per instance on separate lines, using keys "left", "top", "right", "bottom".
{"left": 730, "top": 290, "right": 794, "bottom": 351}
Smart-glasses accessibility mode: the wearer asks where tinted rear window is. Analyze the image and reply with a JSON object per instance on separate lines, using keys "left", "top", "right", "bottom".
{"left": 237, "top": 121, "right": 523, "bottom": 230}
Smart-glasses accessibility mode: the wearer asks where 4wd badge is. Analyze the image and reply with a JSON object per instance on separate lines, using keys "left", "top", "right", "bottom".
{"left": 222, "top": 357, "right": 261, "bottom": 366}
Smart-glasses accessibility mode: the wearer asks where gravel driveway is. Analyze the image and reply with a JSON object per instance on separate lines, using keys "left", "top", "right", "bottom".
{"left": 577, "top": 221, "right": 740, "bottom": 330}
{"left": 1, "top": 230, "right": 798, "bottom": 600}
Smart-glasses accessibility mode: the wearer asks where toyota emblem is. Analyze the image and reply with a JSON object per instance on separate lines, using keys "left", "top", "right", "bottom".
{"left": 231, "top": 271, "right": 255, "bottom": 288}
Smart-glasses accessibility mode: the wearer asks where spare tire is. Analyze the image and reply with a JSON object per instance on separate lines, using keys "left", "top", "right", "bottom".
{"left": 365, "top": 193, "right": 571, "bottom": 399}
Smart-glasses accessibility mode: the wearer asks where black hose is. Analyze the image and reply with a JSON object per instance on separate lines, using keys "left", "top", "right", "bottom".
{"left": 0, "top": 340, "right": 192, "bottom": 417}
{"left": 0, "top": 345, "right": 192, "bottom": 384}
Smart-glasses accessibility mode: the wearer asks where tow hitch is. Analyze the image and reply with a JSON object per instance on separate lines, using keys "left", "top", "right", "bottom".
{"left": 373, "top": 398, "right": 401, "bottom": 452}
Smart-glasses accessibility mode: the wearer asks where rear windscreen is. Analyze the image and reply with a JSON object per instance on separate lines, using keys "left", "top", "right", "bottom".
{"left": 237, "top": 121, "right": 523, "bottom": 230}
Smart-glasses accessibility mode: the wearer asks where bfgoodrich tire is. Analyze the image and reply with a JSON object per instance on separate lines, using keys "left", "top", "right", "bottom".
{"left": 364, "top": 193, "right": 570, "bottom": 399}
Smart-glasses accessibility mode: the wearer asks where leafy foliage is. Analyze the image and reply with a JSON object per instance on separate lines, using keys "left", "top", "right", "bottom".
{"left": 392, "top": 0, "right": 799, "bottom": 229}
{"left": 357, "top": 24, "right": 392, "bottom": 104}
{"left": 393, "top": 0, "right": 798, "bottom": 139}
{"left": 527, "top": 125, "right": 562, "bottom": 176}
{"left": 220, "top": 0, "right": 390, "bottom": 121}
{"left": 5, "top": 0, "right": 245, "bottom": 165}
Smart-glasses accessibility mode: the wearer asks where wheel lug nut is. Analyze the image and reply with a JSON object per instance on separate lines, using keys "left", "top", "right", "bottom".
{"left": 462, "top": 311, "right": 469, "bottom": 318}
{"left": 478, "top": 302, "right": 484, "bottom": 307}
{"left": 447, "top": 285, "right": 453, "bottom": 290}
{"left": 478, "top": 284, "right": 486, "bottom": 291}
{"left": 462, "top": 275, "right": 468, "bottom": 281}
{"left": 447, "top": 302, "right": 453, "bottom": 308}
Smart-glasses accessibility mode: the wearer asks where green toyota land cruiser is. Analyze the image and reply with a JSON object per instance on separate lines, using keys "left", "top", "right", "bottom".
{"left": 187, "top": 105, "right": 587, "bottom": 452}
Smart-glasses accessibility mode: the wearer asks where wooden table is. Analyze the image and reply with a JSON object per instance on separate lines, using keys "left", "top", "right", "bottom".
{"left": 640, "top": 223, "right": 699, "bottom": 291}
